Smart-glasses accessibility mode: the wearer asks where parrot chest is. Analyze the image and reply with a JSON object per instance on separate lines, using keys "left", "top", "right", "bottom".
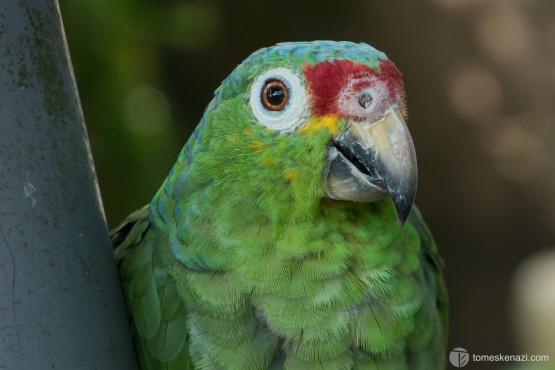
{"left": 166, "top": 200, "right": 434, "bottom": 368}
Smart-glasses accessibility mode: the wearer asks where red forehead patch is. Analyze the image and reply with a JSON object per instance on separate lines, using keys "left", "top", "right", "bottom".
{"left": 302, "top": 59, "right": 405, "bottom": 116}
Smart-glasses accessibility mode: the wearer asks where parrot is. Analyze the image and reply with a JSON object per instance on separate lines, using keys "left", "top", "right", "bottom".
{"left": 111, "top": 41, "right": 448, "bottom": 370}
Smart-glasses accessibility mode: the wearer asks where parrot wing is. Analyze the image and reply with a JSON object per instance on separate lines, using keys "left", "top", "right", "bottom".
{"left": 111, "top": 207, "right": 194, "bottom": 370}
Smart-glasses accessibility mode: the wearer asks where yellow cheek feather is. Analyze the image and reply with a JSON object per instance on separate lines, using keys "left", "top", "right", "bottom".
{"left": 260, "top": 155, "right": 276, "bottom": 168}
{"left": 249, "top": 140, "right": 267, "bottom": 153}
{"left": 298, "top": 115, "right": 339, "bottom": 136}
{"left": 283, "top": 170, "right": 300, "bottom": 182}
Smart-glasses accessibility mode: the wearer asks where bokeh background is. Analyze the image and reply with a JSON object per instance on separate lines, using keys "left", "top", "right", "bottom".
{"left": 59, "top": 0, "right": 555, "bottom": 368}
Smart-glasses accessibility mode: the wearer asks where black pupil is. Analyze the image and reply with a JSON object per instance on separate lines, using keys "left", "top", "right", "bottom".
{"left": 266, "top": 84, "right": 286, "bottom": 106}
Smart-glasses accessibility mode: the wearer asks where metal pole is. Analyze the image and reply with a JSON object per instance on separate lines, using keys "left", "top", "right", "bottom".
{"left": 0, "top": 0, "right": 138, "bottom": 368}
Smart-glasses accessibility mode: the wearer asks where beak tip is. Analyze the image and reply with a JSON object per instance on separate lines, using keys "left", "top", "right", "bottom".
{"left": 395, "top": 208, "right": 410, "bottom": 228}
{"left": 391, "top": 192, "right": 415, "bottom": 229}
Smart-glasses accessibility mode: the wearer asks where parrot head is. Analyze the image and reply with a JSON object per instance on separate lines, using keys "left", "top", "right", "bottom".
{"left": 188, "top": 41, "right": 417, "bottom": 227}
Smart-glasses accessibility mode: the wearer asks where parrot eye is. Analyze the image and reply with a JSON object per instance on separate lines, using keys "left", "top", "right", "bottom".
{"left": 249, "top": 67, "right": 309, "bottom": 132}
{"left": 262, "top": 80, "right": 288, "bottom": 111}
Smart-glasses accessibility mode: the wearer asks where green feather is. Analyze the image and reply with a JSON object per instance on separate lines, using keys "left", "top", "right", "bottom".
{"left": 112, "top": 41, "right": 447, "bottom": 369}
{"left": 285, "top": 350, "right": 354, "bottom": 370}
{"left": 354, "top": 355, "right": 409, "bottom": 370}
{"left": 351, "top": 300, "right": 407, "bottom": 358}
{"left": 131, "top": 261, "right": 161, "bottom": 338}
{"left": 146, "top": 303, "right": 188, "bottom": 361}
{"left": 159, "top": 281, "right": 181, "bottom": 321}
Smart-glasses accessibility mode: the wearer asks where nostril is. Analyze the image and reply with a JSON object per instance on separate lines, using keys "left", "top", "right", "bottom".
{"left": 358, "top": 93, "right": 373, "bottom": 109}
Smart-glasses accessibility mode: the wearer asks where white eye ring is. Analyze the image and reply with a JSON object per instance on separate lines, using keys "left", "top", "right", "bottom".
{"left": 249, "top": 67, "right": 310, "bottom": 132}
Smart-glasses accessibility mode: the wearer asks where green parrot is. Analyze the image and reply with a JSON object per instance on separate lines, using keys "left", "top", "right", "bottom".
{"left": 111, "top": 41, "right": 447, "bottom": 370}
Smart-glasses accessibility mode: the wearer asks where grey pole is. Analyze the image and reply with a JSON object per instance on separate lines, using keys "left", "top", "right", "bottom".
{"left": 0, "top": 1, "right": 138, "bottom": 369}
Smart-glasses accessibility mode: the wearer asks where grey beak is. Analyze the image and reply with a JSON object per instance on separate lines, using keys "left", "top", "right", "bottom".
{"left": 325, "top": 108, "right": 418, "bottom": 227}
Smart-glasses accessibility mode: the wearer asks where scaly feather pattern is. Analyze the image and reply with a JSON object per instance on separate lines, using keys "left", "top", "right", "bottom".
{"left": 113, "top": 41, "right": 447, "bottom": 369}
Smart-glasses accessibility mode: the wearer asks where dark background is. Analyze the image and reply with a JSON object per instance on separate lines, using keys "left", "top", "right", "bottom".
{"left": 59, "top": 0, "right": 555, "bottom": 368}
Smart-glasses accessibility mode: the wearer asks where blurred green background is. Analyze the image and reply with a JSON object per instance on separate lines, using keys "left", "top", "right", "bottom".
{"left": 59, "top": 0, "right": 555, "bottom": 368}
